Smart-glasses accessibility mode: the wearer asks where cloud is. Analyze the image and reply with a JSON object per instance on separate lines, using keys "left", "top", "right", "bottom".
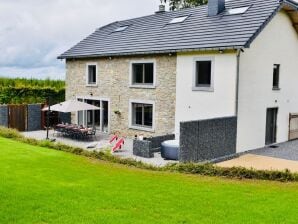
{"left": 0, "top": 0, "right": 164, "bottom": 79}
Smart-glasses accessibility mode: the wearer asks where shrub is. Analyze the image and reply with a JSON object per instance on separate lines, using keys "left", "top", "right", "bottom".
{"left": 165, "top": 163, "right": 298, "bottom": 182}
{"left": 0, "top": 126, "right": 23, "bottom": 139}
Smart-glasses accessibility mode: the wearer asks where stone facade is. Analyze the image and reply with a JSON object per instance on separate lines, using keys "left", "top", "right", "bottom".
{"left": 65, "top": 54, "right": 177, "bottom": 137}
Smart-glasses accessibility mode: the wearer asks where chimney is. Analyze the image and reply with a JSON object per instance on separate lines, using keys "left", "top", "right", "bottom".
{"left": 156, "top": 4, "right": 166, "bottom": 14}
{"left": 208, "top": 0, "right": 225, "bottom": 16}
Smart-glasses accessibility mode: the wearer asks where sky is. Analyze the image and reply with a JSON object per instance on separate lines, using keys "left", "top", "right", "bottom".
{"left": 1, "top": 0, "right": 297, "bottom": 80}
{"left": 0, "top": 0, "right": 168, "bottom": 80}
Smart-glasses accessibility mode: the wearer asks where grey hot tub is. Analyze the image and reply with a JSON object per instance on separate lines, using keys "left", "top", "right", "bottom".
{"left": 161, "top": 140, "right": 179, "bottom": 160}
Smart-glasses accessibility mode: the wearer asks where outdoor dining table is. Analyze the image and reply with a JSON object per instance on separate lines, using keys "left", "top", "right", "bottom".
{"left": 54, "top": 124, "right": 94, "bottom": 140}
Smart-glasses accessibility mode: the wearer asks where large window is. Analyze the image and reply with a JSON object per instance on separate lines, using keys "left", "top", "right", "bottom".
{"left": 131, "top": 61, "right": 155, "bottom": 87}
{"left": 131, "top": 102, "right": 154, "bottom": 130}
{"left": 77, "top": 98, "right": 110, "bottom": 133}
{"left": 193, "top": 58, "right": 214, "bottom": 91}
{"left": 86, "top": 63, "right": 97, "bottom": 85}
{"left": 273, "top": 64, "right": 280, "bottom": 90}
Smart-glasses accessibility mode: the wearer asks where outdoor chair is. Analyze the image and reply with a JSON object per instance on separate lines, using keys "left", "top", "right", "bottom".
{"left": 54, "top": 124, "right": 68, "bottom": 137}
{"left": 53, "top": 125, "right": 62, "bottom": 137}
{"left": 73, "top": 128, "right": 84, "bottom": 140}
{"left": 87, "top": 127, "right": 96, "bottom": 140}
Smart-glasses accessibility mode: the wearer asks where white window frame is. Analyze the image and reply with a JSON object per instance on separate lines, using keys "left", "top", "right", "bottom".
{"left": 128, "top": 99, "right": 155, "bottom": 132}
{"left": 86, "top": 63, "right": 98, "bottom": 86}
{"left": 192, "top": 57, "right": 215, "bottom": 92}
{"left": 129, "top": 60, "right": 156, "bottom": 89}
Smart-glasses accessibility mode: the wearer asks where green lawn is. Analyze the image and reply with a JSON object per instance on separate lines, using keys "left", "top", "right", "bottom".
{"left": 0, "top": 137, "right": 297, "bottom": 224}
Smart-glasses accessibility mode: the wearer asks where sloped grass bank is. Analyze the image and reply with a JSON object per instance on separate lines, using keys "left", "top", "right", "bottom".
{"left": 0, "top": 137, "right": 298, "bottom": 224}
{"left": 0, "top": 127, "right": 297, "bottom": 182}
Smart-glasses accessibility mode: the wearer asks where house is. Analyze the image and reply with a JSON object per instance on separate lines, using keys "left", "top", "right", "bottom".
{"left": 58, "top": 0, "right": 298, "bottom": 160}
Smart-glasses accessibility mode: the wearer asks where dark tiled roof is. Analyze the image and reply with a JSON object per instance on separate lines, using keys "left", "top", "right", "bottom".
{"left": 58, "top": 0, "right": 297, "bottom": 59}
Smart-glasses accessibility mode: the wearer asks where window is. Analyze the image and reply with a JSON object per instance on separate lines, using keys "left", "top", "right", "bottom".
{"left": 273, "top": 64, "right": 280, "bottom": 90}
{"left": 131, "top": 103, "right": 153, "bottom": 129}
{"left": 86, "top": 64, "right": 97, "bottom": 85}
{"left": 226, "top": 6, "right": 250, "bottom": 15}
{"left": 114, "top": 25, "right": 128, "bottom": 32}
{"left": 131, "top": 61, "right": 155, "bottom": 87}
{"left": 169, "top": 16, "right": 189, "bottom": 24}
{"left": 193, "top": 58, "right": 214, "bottom": 91}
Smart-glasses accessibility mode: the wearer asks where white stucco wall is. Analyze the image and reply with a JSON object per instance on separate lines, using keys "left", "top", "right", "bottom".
{"left": 237, "top": 11, "right": 298, "bottom": 152}
{"left": 175, "top": 51, "right": 237, "bottom": 136}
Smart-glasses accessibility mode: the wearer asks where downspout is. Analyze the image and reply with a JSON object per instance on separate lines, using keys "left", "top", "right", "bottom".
{"left": 235, "top": 49, "right": 242, "bottom": 116}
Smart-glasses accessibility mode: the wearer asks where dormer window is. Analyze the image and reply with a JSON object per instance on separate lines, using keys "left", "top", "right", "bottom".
{"left": 226, "top": 6, "right": 250, "bottom": 15}
{"left": 169, "top": 16, "right": 189, "bottom": 24}
{"left": 114, "top": 25, "right": 129, "bottom": 32}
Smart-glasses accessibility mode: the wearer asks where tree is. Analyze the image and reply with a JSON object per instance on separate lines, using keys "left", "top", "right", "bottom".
{"left": 160, "top": 0, "right": 208, "bottom": 11}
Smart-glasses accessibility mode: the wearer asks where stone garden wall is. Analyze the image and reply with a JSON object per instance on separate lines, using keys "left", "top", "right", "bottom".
{"left": 27, "top": 104, "right": 42, "bottom": 131}
{"left": 179, "top": 117, "right": 237, "bottom": 162}
{"left": 0, "top": 105, "right": 8, "bottom": 127}
{"left": 133, "top": 134, "right": 175, "bottom": 158}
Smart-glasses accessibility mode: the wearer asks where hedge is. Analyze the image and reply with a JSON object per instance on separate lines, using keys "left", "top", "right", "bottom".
{"left": 0, "top": 77, "right": 65, "bottom": 104}
{"left": 0, "top": 87, "right": 65, "bottom": 105}
{"left": 0, "top": 127, "right": 297, "bottom": 182}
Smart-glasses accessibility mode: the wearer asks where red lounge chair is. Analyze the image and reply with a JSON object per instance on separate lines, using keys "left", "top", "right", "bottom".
{"left": 112, "top": 138, "right": 125, "bottom": 152}
{"left": 109, "top": 135, "right": 118, "bottom": 143}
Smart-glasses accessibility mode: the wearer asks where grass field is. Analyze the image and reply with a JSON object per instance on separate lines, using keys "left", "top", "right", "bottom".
{"left": 0, "top": 137, "right": 298, "bottom": 224}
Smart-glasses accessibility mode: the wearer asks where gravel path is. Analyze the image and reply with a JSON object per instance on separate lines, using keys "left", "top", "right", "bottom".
{"left": 217, "top": 154, "right": 298, "bottom": 172}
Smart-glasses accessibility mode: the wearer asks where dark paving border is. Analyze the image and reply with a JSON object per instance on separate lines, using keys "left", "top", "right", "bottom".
{"left": 250, "top": 140, "right": 298, "bottom": 161}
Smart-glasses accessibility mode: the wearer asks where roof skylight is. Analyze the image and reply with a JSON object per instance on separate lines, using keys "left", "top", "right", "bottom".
{"left": 169, "top": 16, "right": 189, "bottom": 24}
{"left": 227, "top": 6, "right": 250, "bottom": 15}
{"left": 114, "top": 25, "right": 129, "bottom": 32}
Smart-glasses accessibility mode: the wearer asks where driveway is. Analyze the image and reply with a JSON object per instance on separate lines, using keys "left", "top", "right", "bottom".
{"left": 217, "top": 140, "right": 298, "bottom": 173}
{"left": 250, "top": 140, "right": 298, "bottom": 161}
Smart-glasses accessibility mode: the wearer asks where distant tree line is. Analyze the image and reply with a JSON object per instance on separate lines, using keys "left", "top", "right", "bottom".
{"left": 0, "top": 77, "right": 65, "bottom": 105}
{"left": 161, "top": 0, "right": 208, "bottom": 11}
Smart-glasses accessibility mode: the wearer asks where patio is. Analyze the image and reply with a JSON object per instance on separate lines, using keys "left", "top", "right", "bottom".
{"left": 23, "top": 130, "right": 110, "bottom": 149}
{"left": 22, "top": 130, "right": 176, "bottom": 167}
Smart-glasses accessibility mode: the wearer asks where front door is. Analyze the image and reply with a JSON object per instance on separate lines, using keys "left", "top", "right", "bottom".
{"left": 265, "top": 108, "right": 278, "bottom": 145}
